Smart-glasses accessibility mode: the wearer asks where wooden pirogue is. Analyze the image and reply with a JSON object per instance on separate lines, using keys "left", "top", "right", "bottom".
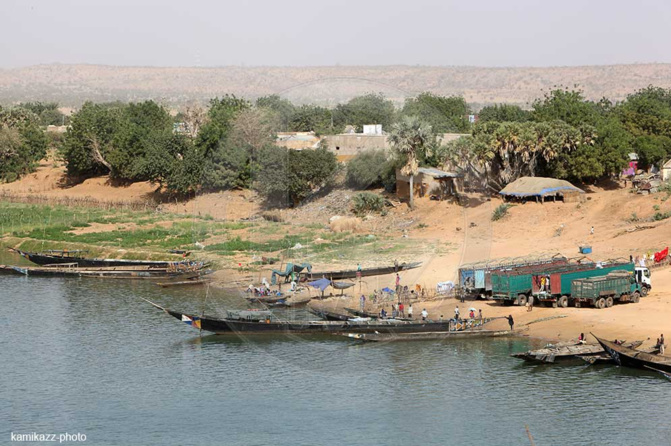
{"left": 144, "top": 298, "right": 472, "bottom": 335}
{"left": 0, "top": 264, "right": 210, "bottom": 280}
{"left": 9, "top": 248, "right": 188, "bottom": 268}
{"left": 593, "top": 334, "right": 671, "bottom": 373}
{"left": 512, "top": 340, "right": 643, "bottom": 364}
{"left": 338, "top": 329, "right": 512, "bottom": 342}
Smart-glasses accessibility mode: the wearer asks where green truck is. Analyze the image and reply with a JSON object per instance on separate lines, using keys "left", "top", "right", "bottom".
{"left": 490, "top": 261, "right": 651, "bottom": 307}
{"left": 571, "top": 272, "right": 644, "bottom": 309}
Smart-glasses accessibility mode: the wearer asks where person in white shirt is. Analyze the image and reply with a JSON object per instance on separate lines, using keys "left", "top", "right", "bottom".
{"left": 421, "top": 309, "right": 428, "bottom": 321}
{"left": 407, "top": 304, "right": 413, "bottom": 319}
{"left": 454, "top": 306, "right": 460, "bottom": 320}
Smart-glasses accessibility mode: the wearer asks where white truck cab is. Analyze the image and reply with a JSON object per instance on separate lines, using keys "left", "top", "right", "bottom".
{"left": 634, "top": 266, "right": 652, "bottom": 292}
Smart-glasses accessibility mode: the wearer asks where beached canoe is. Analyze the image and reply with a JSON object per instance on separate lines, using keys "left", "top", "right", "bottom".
{"left": 9, "top": 248, "right": 196, "bottom": 268}
{"left": 338, "top": 329, "right": 512, "bottom": 342}
{"left": 143, "top": 298, "right": 462, "bottom": 335}
{"left": 303, "top": 262, "right": 422, "bottom": 281}
{"left": 156, "top": 278, "right": 211, "bottom": 287}
{"left": 512, "top": 340, "right": 643, "bottom": 364}
{"left": 593, "top": 334, "right": 671, "bottom": 373}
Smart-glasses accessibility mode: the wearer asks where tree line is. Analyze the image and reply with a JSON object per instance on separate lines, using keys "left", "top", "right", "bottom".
{"left": 2, "top": 87, "right": 671, "bottom": 206}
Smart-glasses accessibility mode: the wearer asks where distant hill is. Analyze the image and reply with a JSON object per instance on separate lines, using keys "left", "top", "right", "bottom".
{"left": 2, "top": 63, "right": 671, "bottom": 109}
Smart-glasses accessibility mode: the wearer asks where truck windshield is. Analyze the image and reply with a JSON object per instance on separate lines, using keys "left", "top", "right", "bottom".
{"left": 644, "top": 269, "right": 651, "bottom": 278}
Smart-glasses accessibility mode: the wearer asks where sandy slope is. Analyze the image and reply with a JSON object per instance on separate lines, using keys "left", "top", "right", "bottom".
{"left": 2, "top": 163, "right": 670, "bottom": 346}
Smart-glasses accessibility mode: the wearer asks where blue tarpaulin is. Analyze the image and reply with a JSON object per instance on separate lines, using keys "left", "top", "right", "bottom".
{"left": 308, "top": 278, "right": 332, "bottom": 291}
{"left": 381, "top": 287, "right": 395, "bottom": 293}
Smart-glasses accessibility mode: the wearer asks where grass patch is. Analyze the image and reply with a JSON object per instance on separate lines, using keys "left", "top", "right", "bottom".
{"left": 492, "top": 203, "right": 513, "bottom": 221}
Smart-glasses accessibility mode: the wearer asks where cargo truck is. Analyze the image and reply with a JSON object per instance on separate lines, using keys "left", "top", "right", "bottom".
{"left": 458, "top": 254, "right": 567, "bottom": 297}
{"left": 491, "top": 261, "right": 651, "bottom": 307}
{"left": 571, "top": 272, "right": 645, "bottom": 308}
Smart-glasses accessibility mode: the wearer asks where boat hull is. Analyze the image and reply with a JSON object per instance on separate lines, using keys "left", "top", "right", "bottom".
{"left": 304, "top": 262, "right": 422, "bottom": 281}
{"left": 163, "top": 308, "right": 455, "bottom": 335}
{"left": 594, "top": 335, "right": 671, "bottom": 373}
{"left": 12, "top": 249, "right": 178, "bottom": 268}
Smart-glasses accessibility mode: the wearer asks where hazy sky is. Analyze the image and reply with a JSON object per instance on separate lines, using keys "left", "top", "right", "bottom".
{"left": 4, "top": 0, "right": 671, "bottom": 68}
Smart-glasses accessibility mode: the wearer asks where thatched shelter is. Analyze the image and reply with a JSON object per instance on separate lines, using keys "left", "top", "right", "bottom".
{"left": 499, "top": 177, "right": 584, "bottom": 203}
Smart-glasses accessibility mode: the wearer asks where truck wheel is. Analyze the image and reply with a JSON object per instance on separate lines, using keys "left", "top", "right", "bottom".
{"left": 517, "top": 294, "right": 527, "bottom": 306}
{"left": 596, "top": 298, "right": 606, "bottom": 309}
{"left": 632, "top": 292, "right": 640, "bottom": 303}
{"left": 605, "top": 296, "right": 614, "bottom": 308}
{"left": 641, "top": 287, "right": 649, "bottom": 297}
{"left": 558, "top": 295, "right": 569, "bottom": 308}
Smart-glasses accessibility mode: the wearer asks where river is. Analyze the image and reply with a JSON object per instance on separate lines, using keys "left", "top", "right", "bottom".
{"left": 1, "top": 253, "right": 670, "bottom": 446}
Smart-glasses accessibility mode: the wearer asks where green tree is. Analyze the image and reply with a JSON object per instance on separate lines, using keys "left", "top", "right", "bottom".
{"left": 346, "top": 149, "right": 397, "bottom": 191}
{"left": 334, "top": 93, "right": 396, "bottom": 132}
{"left": 61, "top": 102, "right": 123, "bottom": 177}
{"left": 256, "top": 146, "right": 338, "bottom": 206}
{"left": 18, "top": 102, "right": 67, "bottom": 126}
{"left": 532, "top": 87, "right": 599, "bottom": 127}
{"left": 256, "top": 95, "right": 296, "bottom": 132}
{"left": 401, "top": 93, "right": 471, "bottom": 133}
{"left": 388, "top": 116, "right": 434, "bottom": 208}
{"left": 0, "top": 107, "right": 48, "bottom": 182}
{"left": 633, "top": 135, "right": 671, "bottom": 169}
{"left": 478, "top": 104, "right": 531, "bottom": 123}
{"left": 288, "top": 105, "right": 333, "bottom": 134}
{"left": 108, "top": 100, "right": 174, "bottom": 181}
{"left": 142, "top": 133, "right": 204, "bottom": 194}
{"left": 617, "top": 86, "right": 671, "bottom": 138}
{"left": 197, "top": 95, "right": 251, "bottom": 156}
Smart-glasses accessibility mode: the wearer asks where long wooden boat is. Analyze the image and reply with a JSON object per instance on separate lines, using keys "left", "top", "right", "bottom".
{"left": 581, "top": 345, "right": 660, "bottom": 365}
{"left": 9, "top": 248, "right": 187, "bottom": 268}
{"left": 338, "top": 329, "right": 512, "bottom": 342}
{"left": 156, "top": 278, "right": 211, "bottom": 287}
{"left": 1, "top": 264, "right": 206, "bottom": 280}
{"left": 593, "top": 334, "right": 671, "bottom": 373}
{"left": 307, "top": 307, "right": 351, "bottom": 321}
{"left": 246, "top": 294, "right": 291, "bottom": 304}
{"left": 512, "top": 340, "right": 643, "bottom": 364}
{"left": 144, "top": 298, "right": 458, "bottom": 335}
{"left": 645, "top": 366, "right": 671, "bottom": 380}
{"left": 304, "top": 261, "right": 422, "bottom": 281}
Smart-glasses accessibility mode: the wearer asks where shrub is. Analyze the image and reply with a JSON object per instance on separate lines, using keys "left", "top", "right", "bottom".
{"left": 492, "top": 203, "right": 512, "bottom": 221}
{"left": 346, "top": 149, "right": 397, "bottom": 191}
{"left": 653, "top": 211, "right": 671, "bottom": 221}
{"left": 352, "top": 192, "right": 385, "bottom": 215}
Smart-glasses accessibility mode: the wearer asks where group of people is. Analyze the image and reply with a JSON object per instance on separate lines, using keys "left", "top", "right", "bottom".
{"left": 246, "top": 277, "right": 275, "bottom": 296}
{"left": 377, "top": 302, "right": 415, "bottom": 319}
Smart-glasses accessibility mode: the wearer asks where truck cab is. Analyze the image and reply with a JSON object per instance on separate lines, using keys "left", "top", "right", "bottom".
{"left": 634, "top": 266, "right": 652, "bottom": 293}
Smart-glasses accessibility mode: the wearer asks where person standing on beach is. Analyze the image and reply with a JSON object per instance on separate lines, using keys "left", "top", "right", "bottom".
{"left": 359, "top": 294, "right": 366, "bottom": 312}
{"left": 408, "top": 304, "right": 413, "bottom": 319}
{"left": 507, "top": 315, "right": 514, "bottom": 331}
{"left": 398, "top": 302, "right": 405, "bottom": 318}
{"left": 660, "top": 334, "right": 665, "bottom": 355}
{"left": 454, "top": 305, "right": 460, "bottom": 320}
{"left": 421, "top": 309, "right": 428, "bottom": 321}
{"left": 395, "top": 273, "right": 401, "bottom": 293}
{"left": 478, "top": 309, "right": 483, "bottom": 323}
{"left": 590, "top": 226, "right": 594, "bottom": 235}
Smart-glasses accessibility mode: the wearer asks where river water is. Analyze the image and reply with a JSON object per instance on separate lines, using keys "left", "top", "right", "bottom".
{"left": 2, "top": 254, "right": 671, "bottom": 446}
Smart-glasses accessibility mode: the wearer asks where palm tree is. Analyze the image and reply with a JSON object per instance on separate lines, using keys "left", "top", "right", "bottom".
{"left": 388, "top": 116, "right": 433, "bottom": 209}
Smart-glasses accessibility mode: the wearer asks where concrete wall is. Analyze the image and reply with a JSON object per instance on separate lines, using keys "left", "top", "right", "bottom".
{"left": 324, "top": 134, "right": 389, "bottom": 161}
